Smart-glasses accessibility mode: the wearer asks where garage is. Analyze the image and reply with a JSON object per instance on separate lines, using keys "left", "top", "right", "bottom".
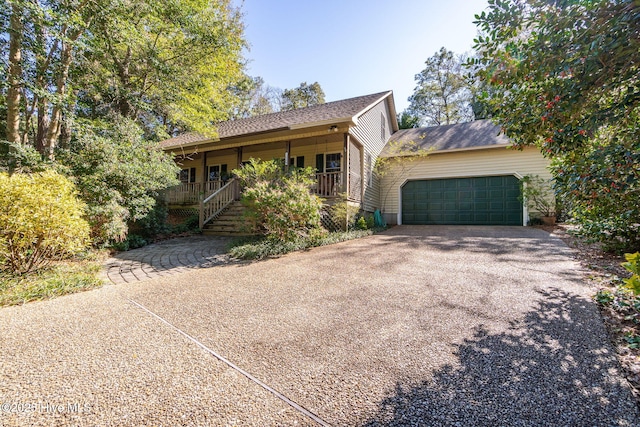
{"left": 401, "top": 175, "right": 523, "bottom": 225}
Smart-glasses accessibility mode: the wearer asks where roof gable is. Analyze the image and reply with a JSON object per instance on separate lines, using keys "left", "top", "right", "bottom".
{"left": 381, "top": 120, "right": 510, "bottom": 157}
{"left": 161, "top": 91, "right": 394, "bottom": 149}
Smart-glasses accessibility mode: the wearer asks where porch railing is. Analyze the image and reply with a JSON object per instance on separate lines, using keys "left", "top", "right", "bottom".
{"left": 199, "top": 178, "right": 240, "bottom": 229}
{"left": 313, "top": 172, "right": 343, "bottom": 197}
{"left": 164, "top": 180, "right": 224, "bottom": 205}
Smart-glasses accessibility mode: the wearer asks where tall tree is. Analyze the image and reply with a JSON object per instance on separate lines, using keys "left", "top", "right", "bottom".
{"left": 473, "top": 0, "right": 640, "bottom": 251}
{"left": 2, "top": 0, "right": 248, "bottom": 154}
{"left": 281, "top": 81, "right": 325, "bottom": 111}
{"left": 408, "top": 47, "right": 474, "bottom": 126}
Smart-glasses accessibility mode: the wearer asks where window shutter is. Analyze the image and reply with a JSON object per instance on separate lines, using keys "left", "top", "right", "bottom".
{"left": 190, "top": 167, "right": 196, "bottom": 183}
{"left": 315, "top": 154, "right": 324, "bottom": 172}
{"left": 296, "top": 156, "right": 304, "bottom": 168}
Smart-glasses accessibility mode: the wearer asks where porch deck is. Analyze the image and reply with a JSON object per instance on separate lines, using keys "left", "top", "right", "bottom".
{"left": 164, "top": 172, "right": 347, "bottom": 206}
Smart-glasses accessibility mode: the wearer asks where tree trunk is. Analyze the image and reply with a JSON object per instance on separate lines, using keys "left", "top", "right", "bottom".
{"left": 6, "top": 4, "right": 23, "bottom": 144}
{"left": 43, "top": 38, "right": 75, "bottom": 159}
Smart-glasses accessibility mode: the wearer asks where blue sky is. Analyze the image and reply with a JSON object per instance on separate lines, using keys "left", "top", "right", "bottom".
{"left": 234, "top": 0, "right": 489, "bottom": 112}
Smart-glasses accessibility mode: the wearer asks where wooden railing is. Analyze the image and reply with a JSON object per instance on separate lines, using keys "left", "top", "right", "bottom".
{"left": 164, "top": 180, "right": 223, "bottom": 205}
{"left": 314, "top": 172, "right": 343, "bottom": 197}
{"left": 199, "top": 178, "right": 240, "bottom": 229}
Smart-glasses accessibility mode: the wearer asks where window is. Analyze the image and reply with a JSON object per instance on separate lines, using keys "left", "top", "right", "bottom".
{"left": 178, "top": 168, "right": 196, "bottom": 183}
{"left": 287, "top": 156, "right": 305, "bottom": 168}
{"left": 207, "top": 164, "right": 228, "bottom": 181}
{"left": 325, "top": 153, "right": 341, "bottom": 173}
{"left": 315, "top": 153, "right": 341, "bottom": 173}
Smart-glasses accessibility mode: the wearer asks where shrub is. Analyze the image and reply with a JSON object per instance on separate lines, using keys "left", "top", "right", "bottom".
{"left": 57, "top": 117, "right": 179, "bottom": 245}
{"left": 330, "top": 193, "right": 360, "bottom": 231}
{"left": 519, "top": 174, "right": 556, "bottom": 217}
{"left": 234, "top": 159, "right": 324, "bottom": 242}
{"left": 622, "top": 253, "right": 640, "bottom": 295}
{"left": 0, "top": 171, "right": 90, "bottom": 274}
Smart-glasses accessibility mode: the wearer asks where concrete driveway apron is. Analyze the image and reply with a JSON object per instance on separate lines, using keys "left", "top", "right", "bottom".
{"left": 1, "top": 226, "right": 638, "bottom": 426}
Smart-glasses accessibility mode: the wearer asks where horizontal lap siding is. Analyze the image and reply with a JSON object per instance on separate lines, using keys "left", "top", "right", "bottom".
{"left": 349, "top": 98, "right": 394, "bottom": 212}
{"left": 291, "top": 140, "right": 343, "bottom": 168}
{"left": 380, "top": 146, "right": 551, "bottom": 222}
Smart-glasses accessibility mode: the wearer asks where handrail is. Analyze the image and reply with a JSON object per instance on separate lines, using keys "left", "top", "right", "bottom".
{"left": 199, "top": 178, "right": 240, "bottom": 229}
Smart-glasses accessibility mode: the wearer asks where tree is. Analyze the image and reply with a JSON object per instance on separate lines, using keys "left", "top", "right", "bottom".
{"left": 281, "top": 82, "right": 325, "bottom": 111}
{"left": 473, "top": 0, "right": 640, "bottom": 252}
{"left": 407, "top": 47, "right": 474, "bottom": 126}
{"left": 228, "top": 76, "right": 282, "bottom": 119}
{"left": 2, "top": 0, "right": 248, "bottom": 153}
{"left": 397, "top": 111, "right": 421, "bottom": 129}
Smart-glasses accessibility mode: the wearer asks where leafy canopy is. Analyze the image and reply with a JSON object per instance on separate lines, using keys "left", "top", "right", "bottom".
{"left": 473, "top": 0, "right": 640, "bottom": 252}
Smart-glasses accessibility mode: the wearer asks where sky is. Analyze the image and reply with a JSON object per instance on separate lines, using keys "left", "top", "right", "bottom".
{"left": 234, "top": 0, "right": 489, "bottom": 113}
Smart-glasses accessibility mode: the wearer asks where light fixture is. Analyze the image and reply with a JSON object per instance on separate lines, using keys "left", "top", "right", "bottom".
{"left": 329, "top": 125, "right": 338, "bottom": 132}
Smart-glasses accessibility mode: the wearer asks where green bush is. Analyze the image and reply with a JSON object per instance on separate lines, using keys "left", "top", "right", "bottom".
{"left": 330, "top": 194, "right": 360, "bottom": 231}
{"left": 622, "top": 253, "right": 640, "bottom": 295}
{"left": 234, "top": 158, "right": 324, "bottom": 242}
{"left": 57, "top": 117, "right": 179, "bottom": 245}
{"left": 0, "top": 171, "right": 90, "bottom": 274}
{"left": 229, "top": 229, "right": 373, "bottom": 260}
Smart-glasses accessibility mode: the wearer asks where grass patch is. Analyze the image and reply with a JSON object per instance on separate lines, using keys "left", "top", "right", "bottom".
{"left": 0, "top": 257, "right": 105, "bottom": 307}
{"left": 228, "top": 229, "right": 378, "bottom": 260}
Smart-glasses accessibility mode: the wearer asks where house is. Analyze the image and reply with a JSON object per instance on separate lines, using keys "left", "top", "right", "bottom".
{"left": 378, "top": 120, "right": 552, "bottom": 226}
{"left": 160, "top": 91, "right": 551, "bottom": 232}
{"left": 160, "top": 91, "right": 398, "bottom": 231}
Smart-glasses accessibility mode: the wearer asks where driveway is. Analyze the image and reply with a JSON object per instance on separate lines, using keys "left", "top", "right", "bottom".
{"left": 1, "top": 226, "right": 638, "bottom": 426}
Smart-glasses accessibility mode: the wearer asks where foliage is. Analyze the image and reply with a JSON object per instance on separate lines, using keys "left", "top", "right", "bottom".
{"left": 472, "top": 0, "right": 640, "bottom": 252}
{"left": 228, "top": 229, "right": 373, "bottom": 260}
{"left": 407, "top": 47, "right": 474, "bottom": 126}
{"left": 0, "top": 170, "right": 90, "bottom": 274}
{"left": 0, "top": 140, "right": 50, "bottom": 173}
{"left": 622, "top": 253, "right": 640, "bottom": 295}
{"left": 519, "top": 175, "right": 555, "bottom": 217}
{"left": 397, "top": 111, "right": 421, "bottom": 129}
{"left": 330, "top": 193, "right": 360, "bottom": 231}
{"left": 281, "top": 82, "right": 325, "bottom": 111}
{"left": 2, "top": 0, "right": 249, "bottom": 151}
{"left": 233, "top": 158, "right": 324, "bottom": 242}
{"left": 0, "top": 260, "right": 103, "bottom": 306}
{"left": 57, "top": 118, "right": 179, "bottom": 244}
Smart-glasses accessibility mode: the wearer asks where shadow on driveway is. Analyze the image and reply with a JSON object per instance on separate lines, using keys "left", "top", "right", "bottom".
{"left": 362, "top": 287, "right": 637, "bottom": 426}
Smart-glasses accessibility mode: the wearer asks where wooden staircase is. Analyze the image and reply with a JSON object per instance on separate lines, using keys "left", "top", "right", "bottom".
{"left": 201, "top": 201, "right": 253, "bottom": 236}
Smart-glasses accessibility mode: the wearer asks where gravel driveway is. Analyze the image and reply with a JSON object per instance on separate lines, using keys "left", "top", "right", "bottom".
{"left": 1, "top": 226, "right": 638, "bottom": 426}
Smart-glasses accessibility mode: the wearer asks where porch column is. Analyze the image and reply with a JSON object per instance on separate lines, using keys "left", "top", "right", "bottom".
{"left": 344, "top": 133, "right": 350, "bottom": 197}
{"left": 202, "top": 151, "right": 208, "bottom": 183}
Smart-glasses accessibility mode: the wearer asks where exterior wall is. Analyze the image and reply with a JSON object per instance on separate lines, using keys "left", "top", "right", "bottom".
{"left": 291, "top": 137, "right": 343, "bottom": 168}
{"left": 349, "top": 98, "right": 394, "bottom": 212}
{"left": 380, "top": 146, "right": 551, "bottom": 225}
{"left": 205, "top": 149, "right": 237, "bottom": 170}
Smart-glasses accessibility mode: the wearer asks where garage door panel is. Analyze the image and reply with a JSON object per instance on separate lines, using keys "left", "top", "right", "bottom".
{"left": 402, "top": 176, "right": 522, "bottom": 225}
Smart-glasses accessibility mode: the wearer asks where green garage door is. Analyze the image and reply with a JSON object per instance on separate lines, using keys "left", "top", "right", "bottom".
{"left": 402, "top": 176, "right": 523, "bottom": 225}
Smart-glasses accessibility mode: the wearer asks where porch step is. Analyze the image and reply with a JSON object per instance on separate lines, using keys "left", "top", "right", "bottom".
{"left": 202, "top": 201, "right": 254, "bottom": 236}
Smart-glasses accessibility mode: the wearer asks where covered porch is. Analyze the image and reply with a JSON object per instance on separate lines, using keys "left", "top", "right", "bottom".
{"left": 164, "top": 134, "right": 363, "bottom": 207}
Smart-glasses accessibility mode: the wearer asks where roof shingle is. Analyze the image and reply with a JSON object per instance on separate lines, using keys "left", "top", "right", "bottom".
{"left": 160, "top": 91, "right": 392, "bottom": 149}
{"left": 381, "top": 120, "right": 510, "bottom": 157}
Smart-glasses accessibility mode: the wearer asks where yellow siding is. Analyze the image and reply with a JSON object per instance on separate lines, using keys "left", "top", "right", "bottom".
{"left": 205, "top": 149, "right": 238, "bottom": 170}
{"left": 350, "top": 99, "right": 394, "bottom": 212}
{"left": 380, "top": 146, "right": 551, "bottom": 222}
{"left": 174, "top": 156, "right": 203, "bottom": 183}
{"left": 291, "top": 138, "right": 343, "bottom": 168}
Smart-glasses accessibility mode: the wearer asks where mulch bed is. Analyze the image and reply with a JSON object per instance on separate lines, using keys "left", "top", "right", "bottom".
{"left": 539, "top": 224, "right": 640, "bottom": 403}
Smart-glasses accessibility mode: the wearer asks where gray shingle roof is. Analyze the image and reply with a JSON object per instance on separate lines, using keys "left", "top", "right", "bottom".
{"left": 160, "top": 91, "right": 392, "bottom": 149}
{"left": 381, "top": 120, "right": 510, "bottom": 157}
